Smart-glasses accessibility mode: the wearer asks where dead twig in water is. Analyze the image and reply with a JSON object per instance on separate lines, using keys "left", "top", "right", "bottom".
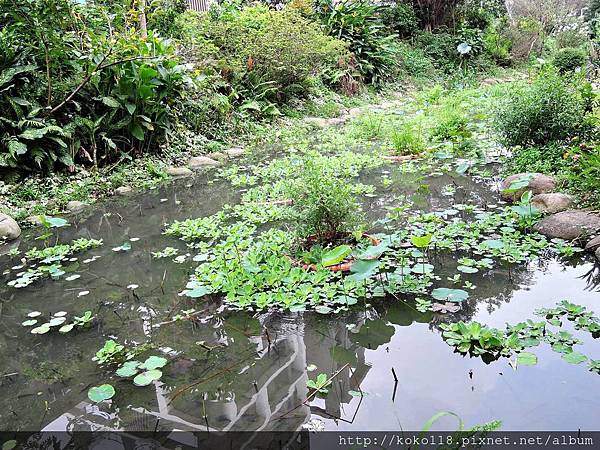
{"left": 168, "top": 354, "right": 256, "bottom": 405}
{"left": 276, "top": 363, "right": 349, "bottom": 420}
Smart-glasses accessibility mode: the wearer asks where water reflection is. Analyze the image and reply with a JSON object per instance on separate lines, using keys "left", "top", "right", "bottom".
{"left": 1, "top": 160, "right": 599, "bottom": 437}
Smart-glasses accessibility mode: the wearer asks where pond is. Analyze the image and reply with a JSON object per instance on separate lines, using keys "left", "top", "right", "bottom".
{"left": 1, "top": 143, "right": 599, "bottom": 442}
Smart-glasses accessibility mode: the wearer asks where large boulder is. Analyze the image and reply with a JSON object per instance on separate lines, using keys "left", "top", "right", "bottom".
{"left": 65, "top": 200, "right": 86, "bottom": 214}
{"left": 188, "top": 156, "right": 219, "bottom": 169}
{"left": 500, "top": 173, "right": 556, "bottom": 201}
{"left": 533, "top": 210, "right": 600, "bottom": 241}
{"left": 0, "top": 213, "right": 21, "bottom": 241}
{"left": 585, "top": 236, "right": 600, "bottom": 252}
{"left": 530, "top": 193, "right": 573, "bottom": 214}
{"left": 166, "top": 167, "right": 192, "bottom": 177}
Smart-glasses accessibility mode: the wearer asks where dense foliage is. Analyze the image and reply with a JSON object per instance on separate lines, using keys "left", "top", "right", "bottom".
{"left": 493, "top": 68, "right": 587, "bottom": 147}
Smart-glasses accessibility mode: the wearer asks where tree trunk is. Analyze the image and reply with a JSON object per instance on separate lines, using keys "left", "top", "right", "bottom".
{"left": 139, "top": 0, "right": 147, "bottom": 39}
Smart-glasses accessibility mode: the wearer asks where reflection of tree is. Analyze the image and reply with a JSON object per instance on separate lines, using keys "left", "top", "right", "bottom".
{"left": 578, "top": 262, "right": 600, "bottom": 292}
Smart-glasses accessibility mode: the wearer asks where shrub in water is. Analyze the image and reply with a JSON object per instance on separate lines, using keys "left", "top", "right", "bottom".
{"left": 493, "top": 68, "right": 586, "bottom": 147}
{"left": 391, "top": 124, "right": 425, "bottom": 155}
{"left": 287, "top": 155, "right": 363, "bottom": 244}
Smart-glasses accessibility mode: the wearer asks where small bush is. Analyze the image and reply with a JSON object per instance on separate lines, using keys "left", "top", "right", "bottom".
{"left": 431, "top": 108, "right": 472, "bottom": 142}
{"left": 288, "top": 154, "right": 363, "bottom": 244}
{"left": 504, "top": 143, "right": 568, "bottom": 176}
{"left": 415, "top": 31, "right": 456, "bottom": 64}
{"left": 390, "top": 124, "right": 425, "bottom": 155}
{"left": 493, "top": 68, "right": 586, "bottom": 147}
{"left": 552, "top": 47, "right": 587, "bottom": 73}
{"left": 395, "top": 41, "right": 436, "bottom": 78}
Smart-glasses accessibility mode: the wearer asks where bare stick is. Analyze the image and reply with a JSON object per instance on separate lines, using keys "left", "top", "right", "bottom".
{"left": 277, "top": 363, "right": 349, "bottom": 420}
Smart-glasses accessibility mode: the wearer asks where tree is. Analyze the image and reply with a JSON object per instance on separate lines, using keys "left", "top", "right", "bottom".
{"left": 404, "top": 0, "right": 462, "bottom": 31}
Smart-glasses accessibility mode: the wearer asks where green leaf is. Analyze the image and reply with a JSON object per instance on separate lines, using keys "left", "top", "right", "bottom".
{"left": 140, "top": 356, "right": 167, "bottom": 370}
{"left": 315, "top": 305, "right": 332, "bottom": 314}
{"left": 31, "top": 324, "right": 51, "bottom": 334}
{"left": 457, "top": 265, "right": 479, "bottom": 274}
{"left": 41, "top": 216, "right": 69, "bottom": 228}
{"left": 59, "top": 323, "right": 74, "bottom": 333}
{"left": 410, "top": 234, "right": 432, "bottom": 248}
{"left": 431, "top": 288, "right": 469, "bottom": 303}
{"left": 481, "top": 239, "right": 504, "bottom": 249}
{"left": 116, "top": 361, "right": 141, "bottom": 377}
{"left": 88, "top": 384, "right": 115, "bottom": 402}
{"left": 133, "top": 369, "right": 162, "bottom": 386}
{"left": 321, "top": 245, "right": 352, "bottom": 267}
{"left": 517, "top": 352, "right": 538, "bottom": 366}
{"left": 101, "top": 96, "right": 121, "bottom": 108}
{"left": 131, "top": 123, "right": 145, "bottom": 141}
{"left": 125, "top": 103, "right": 136, "bottom": 115}
{"left": 2, "top": 440, "right": 17, "bottom": 450}
{"left": 348, "top": 259, "right": 380, "bottom": 281}
{"left": 562, "top": 352, "right": 587, "bottom": 365}
{"left": 183, "top": 284, "right": 211, "bottom": 298}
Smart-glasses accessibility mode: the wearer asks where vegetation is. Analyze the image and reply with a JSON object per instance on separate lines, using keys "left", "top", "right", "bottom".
{"left": 3, "top": 0, "right": 600, "bottom": 436}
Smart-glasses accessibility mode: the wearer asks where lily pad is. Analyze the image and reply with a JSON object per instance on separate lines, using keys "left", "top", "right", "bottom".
{"left": 88, "top": 384, "right": 115, "bottom": 402}
{"left": 21, "top": 319, "right": 38, "bottom": 327}
{"left": 27, "top": 311, "right": 42, "bottom": 318}
{"left": 133, "top": 369, "right": 162, "bottom": 386}
{"left": 517, "top": 352, "right": 538, "bottom": 366}
{"left": 48, "top": 317, "right": 67, "bottom": 327}
{"left": 431, "top": 288, "right": 469, "bottom": 303}
{"left": 562, "top": 352, "right": 587, "bottom": 365}
{"left": 140, "top": 356, "right": 168, "bottom": 370}
{"left": 348, "top": 259, "right": 380, "bottom": 282}
{"left": 457, "top": 265, "right": 478, "bottom": 274}
{"left": 31, "top": 324, "right": 51, "bottom": 334}
{"left": 42, "top": 216, "right": 69, "bottom": 228}
{"left": 59, "top": 323, "right": 74, "bottom": 333}
{"left": 116, "top": 361, "right": 141, "bottom": 377}
{"left": 481, "top": 239, "right": 504, "bottom": 249}
{"left": 315, "top": 305, "right": 333, "bottom": 314}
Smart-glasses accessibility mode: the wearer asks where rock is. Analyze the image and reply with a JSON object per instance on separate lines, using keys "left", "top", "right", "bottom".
{"left": 348, "top": 107, "right": 362, "bottom": 117}
{"left": 206, "top": 152, "right": 227, "bottom": 161}
{"left": 327, "top": 117, "right": 346, "bottom": 126}
{"left": 166, "top": 167, "right": 192, "bottom": 177}
{"left": 223, "top": 147, "right": 245, "bottom": 158}
{"left": 188, "top": 156, "right": 219, "bottom": 169}
{"left": 585, "top": 236, "right": 600, "bottom": 252}
{"left": 533, "top": 210, "right": 600, "bottom": 241}
{"left": 530, "top": 193, "right": 573, "bottom": 214}
{"left": 500, "top": 173, "right": 556, "bottom": 201}
{"left": 303, "top": 117, "right": 330, "bottom": 128}
{"left": 65, "top": 200, "right": 86, "bottom": 214}
{"left": 0, "top": 213, "right": 21, "bottom": 240}
{"left": 115, "top": 186, "right": 133, "bottom": 196}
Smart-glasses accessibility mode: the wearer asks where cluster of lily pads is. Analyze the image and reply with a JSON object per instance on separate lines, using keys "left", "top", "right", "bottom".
{"left": 7, "top": 238, "right": 102, "bottom": 288}
{"left": 441, "top": 300, "right": 600, "bottom": 373}
{"left": 22, "top": 310, "right": 94, "bottom": 334}
{"left": 88, "top": 339, "right": 169, "bottom": 403}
